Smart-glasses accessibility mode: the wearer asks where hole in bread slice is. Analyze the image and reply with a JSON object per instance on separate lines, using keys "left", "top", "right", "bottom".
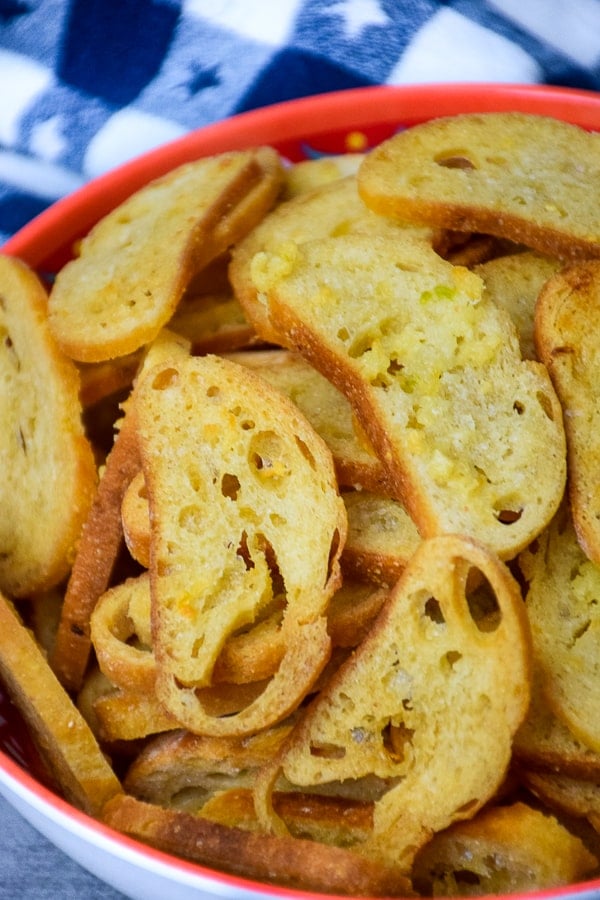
{"left": 434, "top": 153, "right": 476, "bottom": 170}
{"left": 465, "top": 573, "right": 501, "bottom": 633}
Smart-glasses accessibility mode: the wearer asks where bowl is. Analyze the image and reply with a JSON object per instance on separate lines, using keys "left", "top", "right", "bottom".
{"left": 3, "top": 82, "right": 600, "bottom": 900}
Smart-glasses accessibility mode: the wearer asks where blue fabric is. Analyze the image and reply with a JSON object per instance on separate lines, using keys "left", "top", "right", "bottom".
{"left": 0, "top": 0, "right": 600, "bottom": 243}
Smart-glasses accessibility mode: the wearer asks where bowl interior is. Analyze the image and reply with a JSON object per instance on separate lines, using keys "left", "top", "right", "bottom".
{"left": 3, "top": 81, "right": 600, "bottom": 900}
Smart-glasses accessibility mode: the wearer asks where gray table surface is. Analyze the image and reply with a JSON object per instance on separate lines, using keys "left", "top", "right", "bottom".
{"left": 0, "top": 791, "right": 127, "bottom": 899}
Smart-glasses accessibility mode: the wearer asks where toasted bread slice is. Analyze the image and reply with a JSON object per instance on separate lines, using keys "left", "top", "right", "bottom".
{"left": 342, "top": 489, "right": 421, "bottom": 586}
{"left": 229, "top": 174, "right": 436, "bottom": 345}
{"left": 169, "top": 291, "right": 259, "bottom": 354}
{"left": 519, "top": 503, "right": 600, "bottom": 753}
{"left": 255, "top": 534, "right": 532, "bottom": 873}
{"left": 475, "top": 250, "right": 561, "bottom": 360}
{"left": 48, "top": 148, "right": 283, "bottom": 362}
{"left": 124, "top": 725, "right": 293, "bottom": 808}
{"left": 102, "top": 792, "right": 408, "bottom": 897}
{"left": 249, "top": 232, "right": 566, "bottom": 559}
{"left": 412, "top": 801, "right": 598, "bottom": 896}
{"left": 514, "top": 673, "right": 600, "bottom": 781}
{"left": 0, "top": 255, "right": 97, "bottom": 597}
{"left": 229, "top": 348, "right": 390, "bottom": 492}
{"left": 0, "top": 592, "right": 121, "bottom": 815}
{"left": 535, "top": 260, "right": 600, "bottom": 562}
{"left": 520, "top": 767, "right": 600, "bottom": 825}
{"left": 133, "top": 354, "right": 346, "bottom": 736}
{"left": 358, "top": 112, "right": 600, "bottom": 260}
{"left": 283, "top": 153, "right": 365, "bottom": 199}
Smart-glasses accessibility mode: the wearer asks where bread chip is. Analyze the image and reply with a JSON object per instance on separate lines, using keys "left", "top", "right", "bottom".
{"left": 283, "top": 153, "right": 365, "bottom": 199}
{"left": 230, "top": 174, "right": 436, "bottom": 345}
{"left": 475, "top": 250, "right": 561, "bottom": 361}
{"left": 249, "top": 232, "right": 566, "bottom": 559}
{"left": 342, "top": 489, "right": 421, "bottom": 586}
{"left": 412, "top": 801, "right": 598, "bottom": 896}
{"left": 134, "top": 353, "right": 346, "bottom": 736}
{"left": 0, "top": 255, "right": 96, "bottom": 597}
{"left": 255, "top": 534, "right": 532, "bottom": 874}
{"left": 358, "top": 112, "right": 600, "bottom": 260}
{"left": 0, "top": 591, "right": 120, "bottom": 815}
{"left": 519, "top": 503, "right": 600, "bottom": 753}
{"left": 535, "top": 260, "right": 600, "bottom": 562}
{"left": 51, "top": 413, "right": 141, "bottom": 691}
{"left": 102, "top": 792, "right": 408, "bottom": 897}
{"left": 48, "top": 148, "right": 284, "bottom": 362}
{"left": 229, "top": 348, "right": 390, "bottom": 492}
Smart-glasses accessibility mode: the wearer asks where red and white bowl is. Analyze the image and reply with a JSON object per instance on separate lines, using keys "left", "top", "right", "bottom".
{"left": 2, "top": 82, "right": 600, "bottom": 900}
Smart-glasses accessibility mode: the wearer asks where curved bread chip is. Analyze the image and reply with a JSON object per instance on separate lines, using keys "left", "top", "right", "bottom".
{"left": 535, "top": 260, "right": 600, "bottom": 562}
{"left": 229, "top": 174, "right": 436, "bottom": 345}
{"left": 283, "top": 153, "right": 365, "bottom": 199}
{"left": 229, "top": 348, "right": 389, "bottom": 493}
{"left": 342, "top": 489, "right": 421, "bottom": 586}
{"left": 0, "top": 255, "right": 96, "bottom": 596}
{"left": 358, "top": 112, "right": 600, "bottom": 260}
{"left": 255, "top": 534, "right": 532, "bottom": 873}
{"left": 412, "top": 801, "right": 597, "bottom": 896}
{"left": 134, "top": 354, "right": 346, "bottom": 736}
{"left": 519, "top": 504, "right": 600, "bottom": 753}
{"left": 250, "top": 233, "right": 566, "bottom": 559}
{"left": 102, "top": 793, "right": 408, "bottom": 897}
{"left": 475, "top": 251, "right": 561, "bottom": 361}
{"left": 0, "top": 592, "right": 120, "bottom": 815}
{"left": 48, "top": 148, "right": 283, "bottom": 362}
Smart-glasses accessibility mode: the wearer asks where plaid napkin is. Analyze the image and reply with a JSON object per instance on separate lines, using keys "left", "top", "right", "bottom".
{"left": 0, "top": 0, "right": 599, "bottom": 243}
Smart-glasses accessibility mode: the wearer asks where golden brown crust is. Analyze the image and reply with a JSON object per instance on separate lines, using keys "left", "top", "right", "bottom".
{"left": 51, "top": 414, "right": 140, "bottom": 692}
{"left": 102, "top": 792, "right": 409, "bottom": 896}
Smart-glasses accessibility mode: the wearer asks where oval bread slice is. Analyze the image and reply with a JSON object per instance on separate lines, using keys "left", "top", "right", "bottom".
{"left": 255, "top": 534, "right": 532, "bottom": 873}
{"left": 535, "top": 260, "right": 600, "bottom": 562}
{"left": 134, "top": 353, "right": 347, "bottom": 737}
{"left": 358, "top": 112, "right": 600, "bottom": 260}
{"left": 0, "top": 255, "right": 96, "bottom": 596}
{"left": 48, "top": 148, "right": 283, "bottom": 362}
{"left": 249, "top": 232, "right": 566, "bottom": 559}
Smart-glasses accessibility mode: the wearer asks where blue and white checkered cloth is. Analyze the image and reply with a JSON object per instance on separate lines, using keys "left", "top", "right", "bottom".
{"left": 1, "top": 0, "right": 600, "bottom": 245}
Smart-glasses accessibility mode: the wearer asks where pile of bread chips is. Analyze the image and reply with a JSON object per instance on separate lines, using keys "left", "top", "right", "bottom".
{"left": 3, "top": 112, "right": 600, "bottom": 896}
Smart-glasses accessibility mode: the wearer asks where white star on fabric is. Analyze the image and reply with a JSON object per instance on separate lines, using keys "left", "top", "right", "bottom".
{"left": 325, "top": 0, "right": 390, "bottom": 40}
{"left": 29, "top": 115, "right": 67, "bottom": 162}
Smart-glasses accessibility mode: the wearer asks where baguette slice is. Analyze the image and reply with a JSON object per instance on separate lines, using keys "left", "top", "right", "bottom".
{"left": 134, "top": 354, "right": 346, "bottom": 736}
{"left": 0, "top": 255, "right": 96, "bottom": 597}
{"left": 358, "top": 112, "right": 600, "bottom": 260}
{"left": 0, "top": 592, "right": 121, "bottom": 816}
{"left": 230, "top": 174, "right": 436, "bottom": 345}
{"left": 255, "top": 534, "right": 532, "bottom": 874}
{"left": 250, "top": 232, "right": 566, "bottom": 559}
{"left": 475, "top": 250, "right": 561, "bottom": 361}
{"left": 519, "top": 503, "right": 600, "bottom": 753}
{"left": 102, "top": 793, "right": 408, "bottom": 897}
{"left": 48, "top": 148, "right": 283, "bottom": 362}
{"left": 229, "top": 348, "right": 390, "bottom": 493}
{"left": 535, "top": 260, "right": 600, "bottom": 562}
{"left": 412, "top": 801, "right": 598, "bottom": 896}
